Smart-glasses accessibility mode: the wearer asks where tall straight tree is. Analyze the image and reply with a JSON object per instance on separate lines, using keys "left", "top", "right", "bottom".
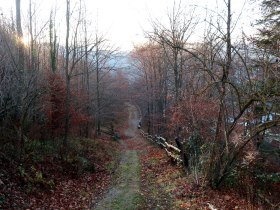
{"left": 149, "top": 2, "right": 197, "bottom": 102}
{"left": 16, "top": 0, "right": 24, "bottom": 72}
{"left": 95, "top": 34, "right": 101, "bottom": 135}
{"left": 83, "top": 16, "right": 90, "bottom": 137}
{"left": 64, "top": 0, "right": 71, "bottom": 148}
{"left": 15, "top": 0, "right": 25, "bottom": 156}
{"left": 63, "top": 0, "right": 95, "bottom": 144}
{"left": 28, "top": 0, "right": 35, "bottom": 71}
{"left": 93, "top": 34, "right": 116, "bottom": 136}
{"left": 49, "top": 9, "right": 58, "bottom": 73}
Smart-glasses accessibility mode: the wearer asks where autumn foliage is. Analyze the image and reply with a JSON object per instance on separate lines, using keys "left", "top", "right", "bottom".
{"left": 34, "top": 73, "right": 90, "bottom": 139}
{"left": 168, "top": 95, "right": 219, "bottom": 140}
{"left": 44, "top": 73, "right": 67, "bottom": 137}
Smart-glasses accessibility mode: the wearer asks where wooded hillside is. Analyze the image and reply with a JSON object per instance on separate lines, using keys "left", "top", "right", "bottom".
{"left": 0, "top": 0, "right": 279, "bottom": 209}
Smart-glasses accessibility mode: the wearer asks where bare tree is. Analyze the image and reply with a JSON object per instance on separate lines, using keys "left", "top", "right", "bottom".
{"left": 148, "top": 2, "right": 198, "bottom": 102}
{"left": 131, "top": 42, "right": 169, "bottom": 134}
{"left": 91, "top": 34, "right": 119, "bottom": 136}
{"left": 16, "top": 0, "right": 24, "bottom": 72}
{"left": 137, "top": 0, "right": 280, "bottom": 189}
{"left": 49, "top": 9, "right": 58, "bottom": 73}
{"left": 63, "top": 0, "right": 71, "bottom": 148}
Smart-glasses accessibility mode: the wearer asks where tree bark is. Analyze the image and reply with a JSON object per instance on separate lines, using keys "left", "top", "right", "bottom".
{"left": 96, "top": 35, "right": 101, "bottom": 136}
{"left": 64, "top": 0, "right": 70, "bottom": 148}
{"left": 16, "top": 0, "right": 25, "bottom": 158}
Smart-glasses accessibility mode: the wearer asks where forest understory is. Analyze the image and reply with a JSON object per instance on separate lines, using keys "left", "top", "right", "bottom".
{"left": 1, "top": 105, "right": 279, "bottom": 209}
{"left": 1, "top": 0, "right": 280, "bottom": 209}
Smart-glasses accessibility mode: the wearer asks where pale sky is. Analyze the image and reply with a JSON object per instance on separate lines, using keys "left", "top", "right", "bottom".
{"left": 0, "top": 0, "right": 258, "bottom": 51}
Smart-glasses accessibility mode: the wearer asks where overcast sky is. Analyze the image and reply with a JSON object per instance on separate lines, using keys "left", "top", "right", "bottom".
{"left": 0, "top": 0, "right": 259, "bottom": 51}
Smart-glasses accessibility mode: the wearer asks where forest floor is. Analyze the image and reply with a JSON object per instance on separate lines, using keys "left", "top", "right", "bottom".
{"left": 93, "top": 103, "right": 269, "bottom": 210}
{"left": 0, "top": 103, "right": 274, "bottom": 209}
{"left": 0, "top": 135, "right": 122, "bottom": 209}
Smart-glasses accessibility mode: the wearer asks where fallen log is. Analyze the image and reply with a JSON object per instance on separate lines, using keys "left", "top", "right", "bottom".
{"left": 164, "top": 148, "right": 183, "bottom": 163}
{"left": 166, "top": 143, "right": 181, "bottom": 154}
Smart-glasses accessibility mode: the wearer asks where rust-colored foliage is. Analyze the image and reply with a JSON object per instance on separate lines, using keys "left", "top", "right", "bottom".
{"left": 168, "top": 95, "right": 219, "bottom": 139}
{"left": 45, "top": 73, "right": 66, "bottom": 137}
{"left": 43, "top": 73, "right": 91, "bottom": 138}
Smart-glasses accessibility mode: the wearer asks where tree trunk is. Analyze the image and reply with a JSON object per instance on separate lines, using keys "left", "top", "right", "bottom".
{"left": 211, "top": 0, "right": 232, "bottom": 188}
{"left": 84, "top": 18, "right": 90, "bottom": 138}
{"left": 16, "top": 0, "right": 24, "bottom": 74}
{"left": 16, "top": 0, "right": 25, "bottom": 158}
{"left": 64, "top": 0, "right": 70, "bottom": 149}
{"left": 96, "top": 35, "right": 101, "bottom": 136}
{"left": 29, "top": 0, "right": 35, "bottom": 72}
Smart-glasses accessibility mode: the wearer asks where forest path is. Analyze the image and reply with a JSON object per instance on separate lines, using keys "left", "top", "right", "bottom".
{"left": 93, "top": 103, "right": 144, "bottom": 210}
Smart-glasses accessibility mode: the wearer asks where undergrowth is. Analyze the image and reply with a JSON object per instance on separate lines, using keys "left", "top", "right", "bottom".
{"left": 0, "top": 136, "right": 121, "bottom": 208}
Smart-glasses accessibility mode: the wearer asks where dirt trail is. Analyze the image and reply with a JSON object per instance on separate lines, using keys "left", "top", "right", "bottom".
{"left": 93, "top": 103, "right": 143, "bottom": 210}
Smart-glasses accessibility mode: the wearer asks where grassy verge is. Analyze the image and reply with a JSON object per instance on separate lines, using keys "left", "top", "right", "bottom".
{"left": 94, "top": 150, "right": 144, "bottom": 210}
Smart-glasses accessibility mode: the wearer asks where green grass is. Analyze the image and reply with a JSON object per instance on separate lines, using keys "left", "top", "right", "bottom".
{"left": 95, "top": 150, "right": 144, "bottom": 210}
